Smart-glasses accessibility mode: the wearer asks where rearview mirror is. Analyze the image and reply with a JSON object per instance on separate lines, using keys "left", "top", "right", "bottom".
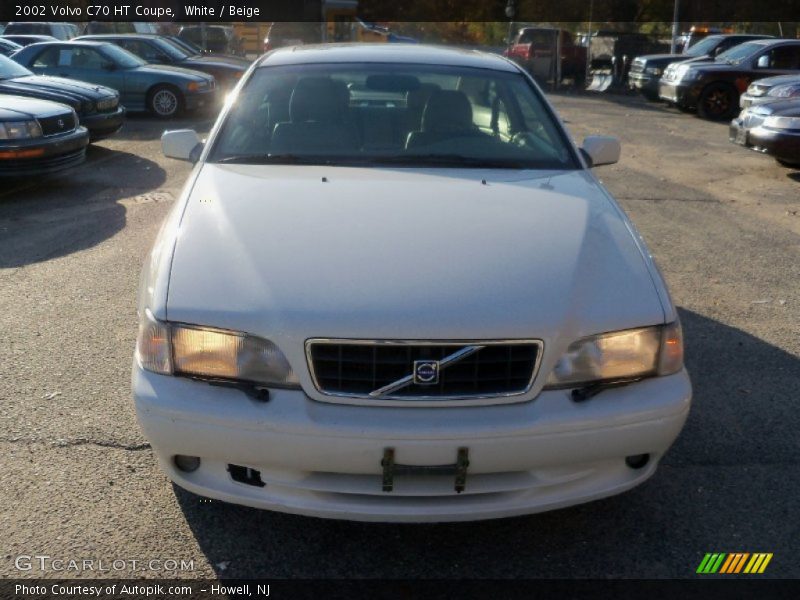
{"left": 162, "top": 129, "right": 203, "bottom": 162}
{"left": 581, "top": 135, "right": 620, "bottom": 167}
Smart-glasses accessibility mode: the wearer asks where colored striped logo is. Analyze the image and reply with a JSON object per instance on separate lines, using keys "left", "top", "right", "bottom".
{"left": 696, "top": 553, "right": 773, "bottom": 574}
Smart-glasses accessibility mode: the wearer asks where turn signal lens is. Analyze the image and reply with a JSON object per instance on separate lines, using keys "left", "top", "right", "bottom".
{"left": 136, "top": 309, "right": 172, "bottom": 374}
{"left": 658, "top": 320, "right": 684, "bottom": 376}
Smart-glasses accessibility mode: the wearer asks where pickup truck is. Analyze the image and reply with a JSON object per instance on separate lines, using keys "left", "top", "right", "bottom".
{"left": 505, "top": 27, "right": 587, "bottom": 85}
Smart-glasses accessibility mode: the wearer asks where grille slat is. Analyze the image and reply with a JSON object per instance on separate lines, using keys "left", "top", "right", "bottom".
{"left": 308, "top": 341, "right": 541, "bottom": 400}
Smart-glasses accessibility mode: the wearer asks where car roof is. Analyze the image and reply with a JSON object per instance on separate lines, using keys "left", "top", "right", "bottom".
{"left": 79, "top": 33, "right": 160, "bottom": 40}
{"left": 257, "top": 43, "right": 518, "bottom": 72}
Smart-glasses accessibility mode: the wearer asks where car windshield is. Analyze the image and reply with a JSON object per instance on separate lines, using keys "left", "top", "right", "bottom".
{"left": 716, "top": 41, "right": 762, "bottom": 64}
{"left": 684, "top": 35, "right": 722, "bottom": 57}
{"left": 101, "top": 43, "right": 146, "bottom": 68}
{"left": 0, "top": 54, "right": 33, "bottom": 78}
{"left": 152, "top": 37, "right": 190, "bottom": 61}
{"left": 210, "top": 63, "right": 578, "bottom": 170}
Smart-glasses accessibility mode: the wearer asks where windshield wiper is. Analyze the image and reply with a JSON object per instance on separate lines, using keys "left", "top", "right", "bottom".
{"left": 363, "top": 154, "right": 535, "bottom": 169}
{"left": 214, "top": 154, "right": 338, "bottom": 165}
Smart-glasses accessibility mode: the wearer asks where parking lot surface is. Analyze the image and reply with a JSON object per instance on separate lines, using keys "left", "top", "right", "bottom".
{"left": 1, "top": 95, "right": 798, "bottom": 579}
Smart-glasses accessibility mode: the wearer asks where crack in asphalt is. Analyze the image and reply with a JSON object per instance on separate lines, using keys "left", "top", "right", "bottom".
{"left": 0, "top": 437, "right": 151, "bottom": 451}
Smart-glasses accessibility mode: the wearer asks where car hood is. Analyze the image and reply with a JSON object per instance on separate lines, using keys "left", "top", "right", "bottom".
{"left": 0, "top": 74, "right": 116, "bottom": 100}
{"left": 165, "top": 166, "right": 665, "bottom": 373}
{"left": 182, "top": 55, "right": 249, "bottom": 70}
{"left": 134, "top": 63, "right": 211, "bottom": 81}
{"left": 752, "top": 74, "right": 800, "bottom": 89}
{"left": 636, "top": 53, "right": 683, "bottom": 65}
{"left": 0, "top": 94, "right": 70, "bottom": 119}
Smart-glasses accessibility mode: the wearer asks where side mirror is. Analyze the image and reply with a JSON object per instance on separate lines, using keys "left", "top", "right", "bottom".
{"left": 102, "top": 62, "right": 116, "bottom": 71}
{"left": 756, "top": 55, "right": 770, "bottom": 68}
{"left": 581, "top": 135, "right": 620, "bottom": 167}
{"left": 162, "top": 129, "right": 203, "bottom": 162}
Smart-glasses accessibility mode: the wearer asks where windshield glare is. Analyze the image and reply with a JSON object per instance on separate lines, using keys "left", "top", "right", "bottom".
{"left": 684, "top": 36, "right": 722, "bottom": 57}
{"left": 716, "top": 41, "right": 761, "bottom": 64}
{"left": 0, "top": 54, "right": 33, "bottom": 78}
{"left": 210, "top": 63, "right": 578, "bottom": 169}
{"left": 101, "top": 44, "right": 146, "bottom": 68}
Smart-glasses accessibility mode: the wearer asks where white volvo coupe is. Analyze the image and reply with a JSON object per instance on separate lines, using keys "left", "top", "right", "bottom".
{"left": 134, "top": 44, "right": 691, "bottom": 522}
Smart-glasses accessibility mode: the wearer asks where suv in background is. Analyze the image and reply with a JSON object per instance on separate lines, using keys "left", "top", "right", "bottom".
{"left": 630, "top": 34, "right": 772, "bottom": 100}
{"left": 4, "top": 22, "right": 78, "bottom": 40}
{"left": 178, "top": 26, "right": 245, "bottom": 57}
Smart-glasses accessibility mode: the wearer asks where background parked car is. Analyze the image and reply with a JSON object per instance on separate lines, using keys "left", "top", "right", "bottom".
{"left": 0, "top": 94, "right": 89, "bottom": 176}
{"left": 630, "top": 34, "right": 772, "bottom": 101}
{"left": 730, "top": 97, "right": 800, "bottom": 167}
{"left": 0, "top": 54, "right": 124, "bottom": 140}
{"left": 0, "top": 38, "right": 22, "bottom": 56}
{"left": 4, "top": 22, "right": 78, "bottom": 40}
{"left": 84, "top": 22, "right": 158, "bottom": 35}
{"left": 2, "top": 34, "right": 57, "bottom": 47}
{"left": 167, "top": 34, "right": 246, "bottom": 61}
{"left": 739, "top": 74, "right": 800, "bottom": 107}
{"left": 12, "top": 41, "right": 216, "bottom": 118}
{"left": 76, "top": 34, "right": 249, "bottom": 91}
{"left": 178, "top": 25, "right": 246, "bottom": 57}
{"left": 660, "top": 39, "right": 800, "bottom": 120}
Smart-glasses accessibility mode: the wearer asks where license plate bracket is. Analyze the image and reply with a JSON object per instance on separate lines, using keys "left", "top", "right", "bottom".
{"left": 381, "top": 447, "right": 470, "bottom": 493}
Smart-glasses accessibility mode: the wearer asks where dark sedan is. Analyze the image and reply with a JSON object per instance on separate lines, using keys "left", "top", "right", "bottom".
{"left": 629, "top": 34, "right": 772, "bottom": 101}
{"left": 0, "top": 54, "right": 124, "bottom": 140}
{"left": 75, "top": 34, "right": 249, "bottom": 91}
{"left": 0, "top": 38, "right": 22, "bottom": 57}
{"left": 659, "top": 39, "right": 800, "bottom": 120}
{"left": 0, "top": 94, "right": 89, "bottom": 177}
{"left": 730, "top": 97, "right": 800, "bottom": 167}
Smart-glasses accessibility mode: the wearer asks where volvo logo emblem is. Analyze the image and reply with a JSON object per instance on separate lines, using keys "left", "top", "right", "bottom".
{"left": 413, "top": 360, "right": 439, "bottom": 385}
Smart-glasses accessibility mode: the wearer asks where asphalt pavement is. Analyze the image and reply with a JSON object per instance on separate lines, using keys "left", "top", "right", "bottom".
{"left": 0, "top": 95, "right": 798, "bottom": 579}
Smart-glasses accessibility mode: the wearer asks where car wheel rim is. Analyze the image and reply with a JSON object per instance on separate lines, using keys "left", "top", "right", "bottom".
{"left": 705, "top": 90, "right": 729, "bottom": 115}
{"left": 153, "top": 90, "right": 178, "bottom": 116}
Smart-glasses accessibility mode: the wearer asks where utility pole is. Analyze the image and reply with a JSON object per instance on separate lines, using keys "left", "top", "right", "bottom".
{"left": 505, "top": 0, "right": 516, "bottom": 54}
{"left": 670, "top": 0, "right": 680, "bottom": 54}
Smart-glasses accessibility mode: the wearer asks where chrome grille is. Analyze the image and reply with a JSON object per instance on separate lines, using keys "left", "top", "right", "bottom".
{"left": 38, "top": 111, "right": 76, "bottom": 136}
{"left": 630, "top": 58, "right": 645, "bottom": 74}
{"left": 306, "top": 339, "right": 543, "bottom": 400}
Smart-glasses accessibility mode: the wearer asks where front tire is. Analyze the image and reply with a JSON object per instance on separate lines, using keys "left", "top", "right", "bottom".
{"left": 698, "top": 82, "right": 738, "bottom": 120}
{"left": 148, "top": 85, "right": 184, "bottom": 119}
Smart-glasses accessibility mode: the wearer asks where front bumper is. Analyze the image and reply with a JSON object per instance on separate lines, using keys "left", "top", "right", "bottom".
{"left": 729, "top": 117, "right": 751, "bottom": 147}
{"left": 748, "top": 126, "right": 800, "bottom": 165}
{"left": 83, "top": 106, "right": 126, "bottom": 140}
{"left": 184, "top": 88, "right": 217, "bottom": 112}
{"left": 659, "top": 80, "right": 700, "bottom": 108}
{"left": 133, "top": 365, "right": 691, "bottom": 522}
{"left": 629, "top": 73, "right": 659, "bottom": 96}
{"left": 0, "top": 127, "right": 89, "bottom": 177}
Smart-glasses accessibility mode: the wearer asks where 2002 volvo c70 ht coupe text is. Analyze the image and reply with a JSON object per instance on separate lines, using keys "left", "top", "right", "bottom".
{"left": 134, "top": 44, "right": 691, "bottom": 522}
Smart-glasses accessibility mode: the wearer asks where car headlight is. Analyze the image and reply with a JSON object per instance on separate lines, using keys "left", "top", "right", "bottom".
{"left": 0, "top": 120, "right": 43, "bottom": 140}
{"left": 136, "top": 309, "right": 299, "bottom": 387}
{"left": 763, "top": 116, "right": 800, "bottom": 130}
{"left": 769, "top": 84, "right": 800, "bottom": 99}
{"left": 96, "top": 96, "right": 119, "bottom": 111}
{"left": 675, "top": 65, "right": 699, "bottom": 82}
{"left": 545, "top": 322, "right": 684, "bottom": 388}
{"left": 645, "top": 66, "right": 663, "bottom": 76}
{"left": 187, "top": 80, "right": 211, "bottom": 92}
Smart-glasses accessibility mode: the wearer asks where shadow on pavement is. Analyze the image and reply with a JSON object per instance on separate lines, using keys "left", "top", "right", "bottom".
{"left": 0, "top": 146, "right": 166, "bottom": 268}
{"left": 173, "top": 307, "right": 799, "bottom": 578}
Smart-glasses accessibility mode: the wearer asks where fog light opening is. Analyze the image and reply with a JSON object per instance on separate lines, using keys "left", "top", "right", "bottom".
{"left": 625, "top": 454, "right": 650, "bottom": 469}
{"left": 173, "top": 455, "right": 201, "bottom": 472}
{"left": 228, "top": 464, "right": 265, "bottom": 487}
